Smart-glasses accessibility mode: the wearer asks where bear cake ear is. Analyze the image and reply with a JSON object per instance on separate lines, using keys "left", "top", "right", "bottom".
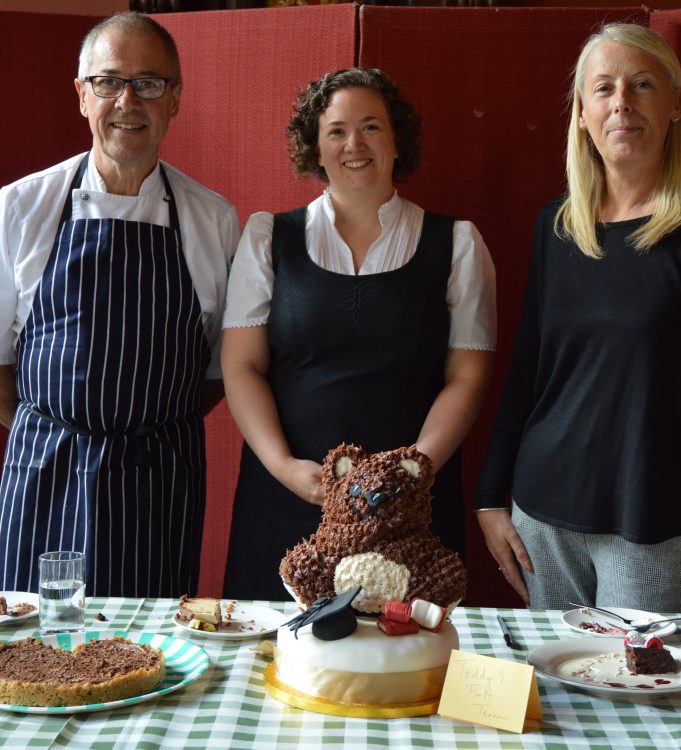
{"left": 395, "top": 445, "right": 433, "bottom": 483}
{"left": 335, "top": 455, "right": 353, "bottom": 478}
{"left": 322, "top": 443, "right": 366, "bottom": 483}
{"left": 399, "top": 458, "right": 420, "bottom": 478}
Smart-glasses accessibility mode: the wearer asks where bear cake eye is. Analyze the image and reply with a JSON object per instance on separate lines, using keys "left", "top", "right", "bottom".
{"left": 348, "top": 485, "right": 362, "bottom": 498}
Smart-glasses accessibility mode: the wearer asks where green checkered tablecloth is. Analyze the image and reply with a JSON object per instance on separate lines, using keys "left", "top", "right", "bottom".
{"left": 0, "top": 599, "right": 680, "bottom": 749}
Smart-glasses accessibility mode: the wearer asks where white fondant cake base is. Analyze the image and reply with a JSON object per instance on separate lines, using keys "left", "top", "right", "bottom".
{"left": 275, "top": 618, "right": 459, "bottom": 706}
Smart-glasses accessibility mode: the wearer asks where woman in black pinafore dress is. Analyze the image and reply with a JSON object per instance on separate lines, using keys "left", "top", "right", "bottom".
{"left": 222, "top": 69, "right": 497, "bottom": 601}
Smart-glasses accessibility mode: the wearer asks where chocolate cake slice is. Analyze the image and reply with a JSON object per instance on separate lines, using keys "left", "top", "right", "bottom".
{"left": 624, "top": 632, "right": 678, "bottom": 675}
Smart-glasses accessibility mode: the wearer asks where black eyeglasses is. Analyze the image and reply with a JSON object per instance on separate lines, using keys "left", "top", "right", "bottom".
{"left": 82, "top": 76, "right": 176, "bottom": 100}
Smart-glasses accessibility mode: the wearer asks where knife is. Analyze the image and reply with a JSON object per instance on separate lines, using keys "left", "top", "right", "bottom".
{"left": 497, "top": 614, "right": 519, "bottom": 649}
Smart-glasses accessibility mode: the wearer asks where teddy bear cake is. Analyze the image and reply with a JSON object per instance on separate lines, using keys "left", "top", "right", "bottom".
{"left": 280, "top": 443, "right": 466, "bottom": 612}
{"left": 266, "top": 444, "right": 466, "bottom": 717}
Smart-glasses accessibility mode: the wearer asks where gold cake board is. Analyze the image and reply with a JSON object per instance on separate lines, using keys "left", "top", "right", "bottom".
{"left": 263, "top": 663, "right": 440, "bottom": 718}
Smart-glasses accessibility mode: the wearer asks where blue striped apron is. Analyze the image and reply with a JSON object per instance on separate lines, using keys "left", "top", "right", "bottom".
{"left": 0, "top": 155, "right": 210, "bottom": 596}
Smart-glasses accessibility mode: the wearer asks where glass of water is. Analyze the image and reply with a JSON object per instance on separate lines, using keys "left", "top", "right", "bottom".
{"left": 38, "top": 551, "right": 85, "bottom": 634}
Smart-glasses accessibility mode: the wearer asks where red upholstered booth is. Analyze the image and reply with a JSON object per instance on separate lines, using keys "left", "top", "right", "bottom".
{"left": 0, "top": 5, "right": 357, "bottom": 599}
{"left": 2, "top": 5, "right": 681, "bottom": 605}
{"left": 358, "top": 5, "right": 648, "bottom": 605}
{"left": 0, "top": 12, "right": 94, "bottom": 185}
{"left": 651, "top": 7, "right": 681, "bottom": 44}
{"left": 156, "top": 5, "right": 356, "bottom": 595}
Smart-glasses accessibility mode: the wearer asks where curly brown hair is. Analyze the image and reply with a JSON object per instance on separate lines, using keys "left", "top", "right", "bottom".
{"left": 287, "top": 68, "right": 421, "bottom": 182}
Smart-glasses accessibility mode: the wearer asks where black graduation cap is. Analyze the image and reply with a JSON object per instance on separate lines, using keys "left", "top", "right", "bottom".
{"left": 284, "top": 586, "right": 362, "bottom": 641}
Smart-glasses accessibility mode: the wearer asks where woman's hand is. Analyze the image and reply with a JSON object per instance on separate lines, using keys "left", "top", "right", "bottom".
{"left": 476, "top": 509, "right": 533, "bottom": 605}
{"left": 277, "top": 457, "right": 324, "bottom": 506}
{"left": 222, "top": 327, "right": 324, "bottom": 505}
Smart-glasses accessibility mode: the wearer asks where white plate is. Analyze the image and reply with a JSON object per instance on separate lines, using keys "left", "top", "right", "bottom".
{"left": 0, "top": 630, "right": 209, "bottom": 714}
{"left": 173, "top": 601, "right": 286, "bottom": 639}
{"left": 528, "top": 637, "right": 681, "bottom": 697}
{"left": 0, "top": 591, "right": 39, "bottom": 625}
{"left": 562, "top": 607, "right": 677, "bottom": 638}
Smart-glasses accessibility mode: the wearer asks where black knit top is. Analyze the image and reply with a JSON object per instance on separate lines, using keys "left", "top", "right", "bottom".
{"left": 475, "top": 199, "right": 681, "bottom": 544}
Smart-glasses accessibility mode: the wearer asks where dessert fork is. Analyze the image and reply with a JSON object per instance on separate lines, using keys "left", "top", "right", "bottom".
{"left": 568, "top": 603, "right": 681, "bottom": 633}
{"left": 629, "top": 616, "right": 681, "bottom": 634}
{"left": 568, "top": 603, "right": 638, "bottom": 625}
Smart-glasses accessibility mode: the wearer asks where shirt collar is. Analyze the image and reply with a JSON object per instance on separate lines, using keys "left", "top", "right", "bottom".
{"left": 321, "top": 187, "right": 402, "bottom": 230}
{"left": 85, "top": 158, "right": 163, "bottom": 196}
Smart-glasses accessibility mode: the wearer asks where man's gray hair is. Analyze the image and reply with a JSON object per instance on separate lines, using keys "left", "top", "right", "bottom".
{"left": 77, "top": 11, "right": 181, "bottom": 81}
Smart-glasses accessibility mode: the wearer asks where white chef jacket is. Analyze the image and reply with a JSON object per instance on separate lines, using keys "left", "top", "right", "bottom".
{"left": 224, "top": 189, "right": 496, "bottom": 350}
{"left": 0, "top": 152, "right": 240, "bottom": 378}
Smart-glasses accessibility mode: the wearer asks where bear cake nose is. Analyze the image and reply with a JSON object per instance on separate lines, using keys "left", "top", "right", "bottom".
{"left": 363, "top": 490, "right": 388, "bottom": 509}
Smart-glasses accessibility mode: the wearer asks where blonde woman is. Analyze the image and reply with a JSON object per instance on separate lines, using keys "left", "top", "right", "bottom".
{"left": 475, "top": 23, "right": 681, "bottom": 610}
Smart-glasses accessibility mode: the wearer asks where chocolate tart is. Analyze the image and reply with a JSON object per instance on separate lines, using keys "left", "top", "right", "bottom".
{"left": 0, "top": 636, "right": 165, "bottom": 707}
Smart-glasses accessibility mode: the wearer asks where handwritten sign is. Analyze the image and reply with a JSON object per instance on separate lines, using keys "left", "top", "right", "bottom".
{"left": 437, "top": 650, "right": 543, "bottom": 733}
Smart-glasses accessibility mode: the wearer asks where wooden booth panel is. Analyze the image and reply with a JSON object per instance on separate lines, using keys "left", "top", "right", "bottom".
{"left": 359, "top": 6, "right": 648, "bottom": 606}
{"left": 157, "top": 5, "right": 357, "bottom": 596}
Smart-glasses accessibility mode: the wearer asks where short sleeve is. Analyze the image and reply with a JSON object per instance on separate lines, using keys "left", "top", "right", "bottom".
{"left": 447, "top": 221, "right": 497, "bottom": 350}
{"left": 223, "top": 212, "right": 275, "bottom": 328}
{"left": 0, "top": 186, "right": 18, "bottom": 364}
{"left": 204, "top": 202, "right": 240, "bottom": 379}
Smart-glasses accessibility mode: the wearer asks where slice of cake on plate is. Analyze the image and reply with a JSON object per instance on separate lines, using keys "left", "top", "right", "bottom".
{"left": 177, "top": 596, "right": 222, "bottom": 630}
{"left": 624, "top": 632, "right": 678, "bottom": 675}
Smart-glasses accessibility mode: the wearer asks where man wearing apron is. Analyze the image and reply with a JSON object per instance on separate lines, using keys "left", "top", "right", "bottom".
{"left": 0, "top": 13, "right": 239, "bottom": 596}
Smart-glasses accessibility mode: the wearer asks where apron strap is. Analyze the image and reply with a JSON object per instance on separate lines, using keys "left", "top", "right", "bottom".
{"left": 58, "top": 154, "right": 90, "bottom": 225}
{"left": 28, "top": 405, "right": 157, "bottom": 439}
{"left": 159, "top": 164, "right": 181, "bottom": 236}
{"left": 28, "top": 406, "right": 157, "bottom": 467}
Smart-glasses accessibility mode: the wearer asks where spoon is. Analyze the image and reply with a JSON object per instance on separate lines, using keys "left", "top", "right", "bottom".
{"left": 568, "top": 603, "right": 681, "bottom": 633}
